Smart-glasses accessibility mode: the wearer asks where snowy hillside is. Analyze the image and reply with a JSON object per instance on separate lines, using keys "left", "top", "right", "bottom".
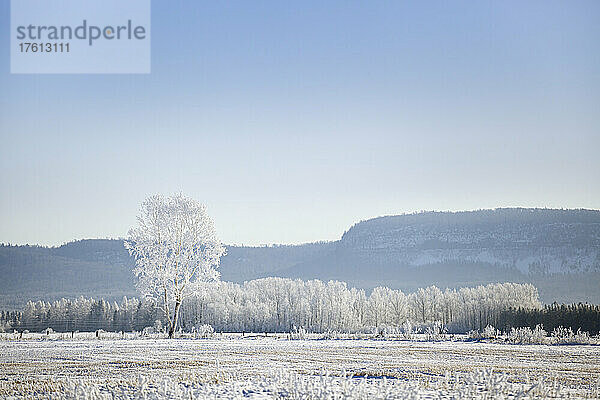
{"left": 340, "top": 208, "right": 600, "bottom": 274}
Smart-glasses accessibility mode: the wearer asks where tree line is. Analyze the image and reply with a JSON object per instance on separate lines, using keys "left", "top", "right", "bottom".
{"left": 1, "top": 279, "right": 542, "bottom": 334}
{"left": 0, "top": 297, "right": 159, "bottom": 333}
{"left": 497, "top": 302, "right": 600, "bottom": 335}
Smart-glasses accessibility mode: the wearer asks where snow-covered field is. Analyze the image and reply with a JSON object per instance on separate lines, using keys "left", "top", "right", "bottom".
{"left": 1, "top": 335, "right": 599, "bottom": 399}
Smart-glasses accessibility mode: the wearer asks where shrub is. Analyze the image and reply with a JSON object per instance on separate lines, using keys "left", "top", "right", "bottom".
{"left": 551, "top": 326, "right": 591, "bottom": 345}
{"left": 424, "top": 321, "right": 447, "bottom": 341}
{"left": 195, "top": 324, "right": 215, "bottom": 338}
{"left": 506, "top": 324, "right": 547, "bottom": 344}
{"left": 290, "top": 326, "right": 306, "bottom": 340}
{"left": 142, "top": 326, "right": 155, "bottom": 336}
{"left": 467, "top": 330, "right": 482, "bottom": 340}
{"left": 482, "top": 325, "right": 500, "bottom": 339}
{"left": 153, "top": 320, "right": 164, "bottom": 333}
{"left": 401, "top": 320, "right": 415, "bottom": 340}
{"left": 467, "top": 325, "right": 499, "bottom": 341}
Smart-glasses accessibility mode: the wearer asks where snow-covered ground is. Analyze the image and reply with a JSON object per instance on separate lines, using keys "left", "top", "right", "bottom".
{"left": 1, "top": 335, "right": 599, "bottom": 399}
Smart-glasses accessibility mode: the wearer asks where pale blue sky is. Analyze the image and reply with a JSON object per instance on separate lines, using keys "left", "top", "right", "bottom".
{"left": 1, "top": 1, "right": 599, "bottom": 246}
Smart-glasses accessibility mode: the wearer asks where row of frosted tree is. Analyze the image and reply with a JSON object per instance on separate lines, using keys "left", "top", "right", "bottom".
{"left": 1, "top": 279, "right": 541, "bottom": 334}
{"left": 1, "top": 297, "right": 161, "bottom": 333}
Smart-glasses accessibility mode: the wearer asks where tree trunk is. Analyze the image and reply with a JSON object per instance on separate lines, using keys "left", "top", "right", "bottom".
{"left": 168, "top": 301, "right": 181, "bottom": 339}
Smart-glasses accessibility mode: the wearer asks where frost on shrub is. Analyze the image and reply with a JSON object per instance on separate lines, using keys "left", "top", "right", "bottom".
{"left": 401, "top": 320, "right": 415, "bottom": 340}
{"left": 378, "top": 326, "right": 403, "bottom": 338}
{"left": 322, "top": 330, "right": 344, "bottom": 340}
{"left": 424, "top": 321, "right": 446, "bottom": 341}
{"left": 482, "top": 325, "right": 499, "bottom": 339}
{"left": 469, "top": 325, "right": 499, "bottom": 341}
{"left": 154, "top": 320, "right": 164, "bottom": 334}
{"left": 374, "top": 326, "right": 388, "bottom": 338}
{"left": 194, "top": 324, "right": 215, "bottom": 338}
{"left": 369, "top": 326, "right": 400, "bottom": 339}
{"left": 574, "top": 329, "right": 591, "bottom": 344}
{"left": 507, "top": 325, "right": 547, "bottom": 344}
{"left": 468, "top": 330, "right": 482, "bottom": 340}
{"left": 290, "top": 325, "right": 306, "bottom": 340}
{"left": 142, "top": 326, "right": 155, "bottom": 336}
{"left": 552, "top": 326, "right": 573, "bottom": 344}
{"left": 551, "top": 326, "right": 591, "bottom": 345}
{"left": 141, "top": 320, "right": 163, "bottom": 337}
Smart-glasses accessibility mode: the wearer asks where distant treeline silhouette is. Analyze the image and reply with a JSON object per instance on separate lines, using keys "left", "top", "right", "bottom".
{"left": 497, "top": 303, "right": 600, "bottom": 335}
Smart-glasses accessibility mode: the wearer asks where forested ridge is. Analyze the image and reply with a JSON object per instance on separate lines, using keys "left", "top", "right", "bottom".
{"left": 1, "top": 208, "right": 599, "bottom": 308}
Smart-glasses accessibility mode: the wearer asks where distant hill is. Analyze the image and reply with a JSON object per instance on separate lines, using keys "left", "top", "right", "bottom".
{"left": 273, "top": 208, "right": 600, "bottom": 301}
{"left": 0, "top": 240, "right": 334, "bottom": 309}
{"left": 339, "top": 208, "right": 600, "bottom": 274}
{"left": 0, "top": 240, "right": 136, "bottom": 309}
{"left": 1, "top": 208, "right": 599, "bottom": 308}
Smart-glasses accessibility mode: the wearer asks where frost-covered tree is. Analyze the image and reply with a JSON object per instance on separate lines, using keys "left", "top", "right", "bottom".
{"left": 7, "top": 280, "right": 549, "bottom": 334}
{"left": 125, "top": 194, "right": 225, "bottom": 338}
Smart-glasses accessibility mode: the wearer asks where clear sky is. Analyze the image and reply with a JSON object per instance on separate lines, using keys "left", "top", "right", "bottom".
{"left": 1, "top": 1, "right": 599, "bottom": 247}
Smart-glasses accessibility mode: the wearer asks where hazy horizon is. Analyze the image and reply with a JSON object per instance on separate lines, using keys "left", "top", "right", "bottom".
{"left": 2, "top": 1, "right": 599, "bottom": 247}
{"left": 2, "top": 206, "right": 599, "bottom": 248}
